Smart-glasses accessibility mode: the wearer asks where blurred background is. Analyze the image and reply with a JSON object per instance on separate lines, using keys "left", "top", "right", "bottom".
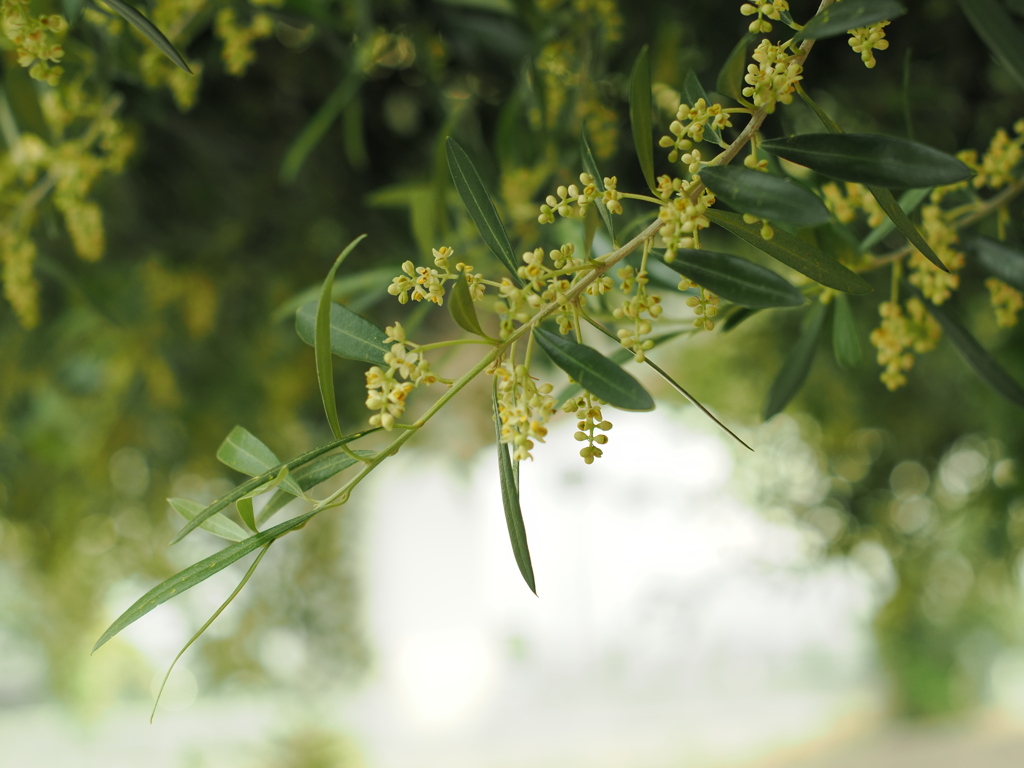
{"left": 2, "top": 0, "right": 1024, "bottom": 765}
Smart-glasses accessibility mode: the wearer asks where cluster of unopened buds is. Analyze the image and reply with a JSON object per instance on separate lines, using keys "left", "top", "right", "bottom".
{"left": 739, "top": 0, "right": 789, "bottom": 33}
{"left": 364, "top": 323, "right": 438, "bottom": 430}
{"left": 1, "top": 0, "right": 66, "bottom": 84}
{"left": 869, "top": 299, "right": 941, "bottom": 391}
{"left": 493, "top": 360, "right": 557, "bottom": 462}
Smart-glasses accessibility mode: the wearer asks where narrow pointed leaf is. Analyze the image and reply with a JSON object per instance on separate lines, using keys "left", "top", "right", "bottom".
{"left": 717, "top": 33, "right": 753, "bottom": 104}
{"left": 629, "top": 45, "right": 656, "bottom": 193}
{"left": 533, "top": 327, "right": 654, "bottom": 411}
{"left": 446, "top": 138, "right": 522, "bottom": 284}
{"left": 723, "top": 307, "right": 760, "bottom": 331}
{"left": 493, "top": 381, "right": 536, "bottom": 594}
{"left": 100, "top": 0, "right": 192, "bottom": 73}
{"left": 957, "top": 0, "right": 1024, "bottom": 91}
{"left": 94, "top": 510, "right": 318, "bottom": 652}
{"left": 236, "top": 496, "right": 257, "bottom": 532}
{"left": 832, "top": 293, "right": 863, "bottom": 369}
{"left": 795, "top": 0, "right": 906, "bottom": 42}
{"left": 764, "top": 301, "right": 827, "bottom": 419}
{"left": 296, "top": 301, "right": 388, "bottom": 365}
{"left": 860, "top": 187, "right": 931, "bottom": 251}
{"left": 317, "top": 235, "right": 368, "bottom": 439}
{"left": 170, "top": 430, "right": 377, "bottom": 544}
{"left": 448, "top": 272, "right": 488, "bottom": 338}
{"left": 682, "top": 71, "right": 722, "bottom": 144}
{"left": 281, "top": 70, "right": 363, "bottom": 184}
{"left": 168, "top": 498, "right": 247, "bottom": 542}
{"left": 580, "top": 128, "right": 617, "bottom": 244}
{"left": 972, "top": 237, "right": 1024, "bottom": 291}
{"left": 662, "top": 248, "right": 805, "bottom": 308}
{"left": 910, "top": 286, "right": 1024, "bottom": 408}
{"left": 761, "top": 133, "right": 973, "bottom": 189}
{"left": 257, "top": 450, "right": 373, "bottom": 526}
{"left": 705, "top": 209, "right": 872, "bottom": 294}
{"left": 700, "top": 165, "right": 830, "bottom": 227}
{"left": 216, "top": 426, "right": 303, "bottom": 497}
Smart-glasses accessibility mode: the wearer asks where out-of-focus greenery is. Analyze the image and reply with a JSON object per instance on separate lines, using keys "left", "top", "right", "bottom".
{"left": 1, "top": 0, "right": 1022, "bottom": 720}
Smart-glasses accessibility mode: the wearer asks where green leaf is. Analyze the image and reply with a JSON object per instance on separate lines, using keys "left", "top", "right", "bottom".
{"left": 910, "top": 286, "right": 1024, "bottom": 408}
{"left": 581, "top": 318, "right": 753, "bottom": 451}
{"left": 722, "top": 306, "right": 760, "bottom": 331}
{"left": 972, "top": 237, "right": 1024, "bottom": 291}
{"left": 257, "top": 450, "right": 373, "bottom": 526}
{"left": 100, "top": 0, "right": 191, "bottom": 73}
{"left": 168, "top": 498, "right": 247, "bottom": 542}
{"left": 316, "top": 236, "right": 368, "bottom": 439}
{"left": 492, "top": 380, "right": 536, "bottom": 594}
{"left": 628, "top": 45, "right": 656, "bottom": 193}
{"left": 869, "top": 185, "right": 949, "bottom": 272}
{"left": 699, "top": 165, "right": 831, "bottom": 227}
{"left": 448, "top": 272, "right": 488, "bottom": 338}
{"left": 236, "top": 496, "right": 257, "bottom": 533}
{"left": 761, "top": 133, "right": 973, "bottom": 189}
{"left": 661, "top": 248, "right": 805, "bottom": 308}
{"left": 957, "top": 0, "right": 1024, "bottom": 91}
{"left": 705, "top": 209, "right": 872, "bottom": 294}
{"left": 94, "top": 510, "right": 317, "bottom": 653}
{"left": 795, "top": 0, "right": 907, "bottom": 42}
{"left": 280, "top": 70, "right": 363, "bottom": 184}
{"left": 445, "top": 138, "right": 522, "bottom": 284}
{"left": 580, "top": 128, "right": 617, "bottom": 244}
{"left": 859, "top": 187, "right": 931, "bottom": 251}
{"left": 764, "top": 301, "right": 827, "bottom": 419}
{"left": 831, "top": 293, "right": 863, "bottom": 369}
{"left": 296, "top": 301, "right": 388, "bottom": 366}
{"left": 170, "top": 431, "right": 377, "bottom": 544}
{"left": 533, "top": 327, "right": 654, "bottom": 411}
{"left": 717, "top": 33, "right": 753, "bottom": 104}
{"left": 682, "top": 71, "right": 722, "bottom": 145}
{"left": 215, "top": 427, "right": 304, "bottom": 498}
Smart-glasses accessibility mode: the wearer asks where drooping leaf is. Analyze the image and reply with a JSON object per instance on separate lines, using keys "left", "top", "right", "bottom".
{"left": 717, "top": 33, "right": 753, "bottom": 104}
{"left": 682, "top": 71, "right": 722, "bottom": 145}
{"left": 761, "top": 133, "right": 973, "bottom": 189}
{"left": 700, "top": 165, "right": 831, "bottom": 227}
{"left": 628, "top": 45, "right": 657, "bottom": 193}
{"left": 445, "top": 138, "right": 522, "bottom": 284}
{"left": 793, "top": 90, "right": 951, "bottom": 272}
{"left": 831, "top": 293, "right": 863, "bottom": 369}
{"left": 795, "top": 0, "right": 907, "bottom": 42}
{"left": 448, "top": 272, "right": 489, "bottom": 338}
{"left": 492, "top": 380, "right": 536, "bottom": 594}
{"left": 151, "top": 545, "right": 270, "bottom": 723}
{"left": 581, "top": 318, "right": 753, "bottom": 451}
{"left": 236, "top": 496, "right": 257, "bottom": 532}
{"left": 257, "top": 450, "right": 374, "bottom": 526}
{"left": 100, "top": 0, "right": 191, "bottom": 73}
{"left": 859, "top": 187, "right": 931, "bottom": 251}
{"left": 280, "top": 70, "right": 363, "bottom": 184}
{"left": 910, "top": 286, "right": 1024, "bottom": 408}
{"left": 296, "top": 301, "right": 388, "bottom": 366}
{"left": 533, "top": 327, "right": 654, "bottom": 411}
{"left": 661, "top": 248, "right": 805, "bottom": 308}
{"left": 170, "top": 431, "right": 377, "bottom": 544}
{"left": 580, "top": 128, "right": 617, "bottom": 244}
{"left": 705, "top": 209, "right": 872, "bottom": 294}
{"left": 316, "top": 235, "right": 368, "bottom": 439}
{"left": 168, "top": 498, "right": 247, "bottom": 542}
{"left": 215, "top": 427, "right": 304, "bottom": 498}
{"left": 95, "top": 509, "right": 319, "bottom": 652}
{"left": 764, "top": 301, "right": 827, "bottom": 419}
{"left": 972, "top": 236, "right": 1024, "bottom": 291}
{"left": 722, "top": 306, "right": 761, "bottom": 331}
{"left": 957, "top": 0, "right": 1024, "bottom": 91}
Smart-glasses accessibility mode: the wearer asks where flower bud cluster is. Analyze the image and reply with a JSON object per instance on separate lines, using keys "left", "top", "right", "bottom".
{"left": 658, "top": 99, "right": 733, "bottom": 161}
{"left": 613, "top": 266, "right": 662, "bottom": 360}
{"left": 564, "top": 394, "right": 612, "bottom": 464}
{"left": 538, "top": 173, "right": 623, "bottom": 223}
{"left": 869, "top": 299, "right": 941, "bottom": 391}
{"left": 986, "top": 278, "right": 1024, "bottom": 328}
{"left": 820, "top": 182, "right": 884, "bottom": 227}
{"left": 364, "top": 323, "right": 437, "bottom": 430}
{"left": 739, "top": 0, "right": 789, "bottom": 34}
{"left": 387, "top": 246, "right": 485, "bottom": 306}
{"left": 743, "top": 39, "right": 803, "bottom": 113}
{"left": 1, "top": 0, "right": 66, "bottom": 85}
{"left": 959, "top": 121, "right": 1024, "bottom": 191}
{"left": 907, "top": 204, "right": 964, "bottom": 306}
{"left": 1, "top": 229, "right": 40, "bottom": 328}
{"left": 215, "top": 6, "right": 277, "bottom": 77}
{"left": 848, "top": 21, "right": 890, "bottom": 69}
{"left": 658, "top": 188, "right": 714, "bottom": 261}
{"left": 494, "top": 359, "right": 557, "bottom": 461}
